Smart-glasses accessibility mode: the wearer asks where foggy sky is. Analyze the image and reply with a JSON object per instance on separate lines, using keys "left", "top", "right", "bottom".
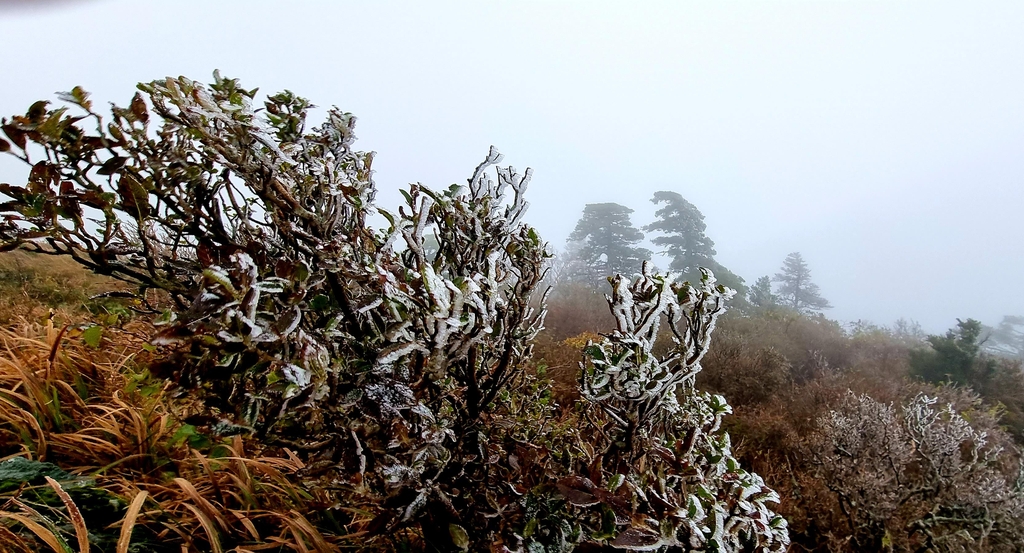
{"left": 1, "top": 0, "right": 1022, "bottom": 333}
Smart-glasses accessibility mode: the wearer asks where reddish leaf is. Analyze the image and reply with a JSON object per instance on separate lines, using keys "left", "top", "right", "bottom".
{"left": 650, "top": 446, "right": 676, "bottom": 463}
{"left": 556, "top": 476, "right": 599, "bottom": 507}
{"left": 78, "top": 190, "right": 112, "bottom": 209}
{"left": 27, "top": 162, "right": 56, "bottom": 193}
{"left": 117, "top": 173, "right": 149, "bottom": 219}
{"left": 130, "top": 92, "right": 149, "bottom": 124}
{"left": 559, "top": 476, "right": 597, "bottom": 493}
{"left": 0, "top": 183, "right": 27, "bottom": 198}
{"left": 197, "top": 243, "right": 214, "bottom": 267}
{"left": 610, "top": 527, "right": 662, "bottom": 549}
{"left": 2, "top": 124, "right": 27, "bottom": 150}
{"left": 557, "top": 485, "right": 598, "bottom": 507}
{"left": 587, "top": 453, "right": 604, "bottom": 483}
{"left": 592, "top": 488, "right": 632, "bottom": 517}
{"left": 82, "top": 136, "right": 107, "bottom": 149}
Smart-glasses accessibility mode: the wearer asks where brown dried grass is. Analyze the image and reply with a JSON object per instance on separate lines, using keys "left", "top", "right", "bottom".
{"left": 0, "top": 317, "right": 349, "bottom": 552}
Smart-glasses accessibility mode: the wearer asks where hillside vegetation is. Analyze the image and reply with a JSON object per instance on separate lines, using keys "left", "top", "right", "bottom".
{"left": 0, "top": 75, "right": 1021, "bottom": 552}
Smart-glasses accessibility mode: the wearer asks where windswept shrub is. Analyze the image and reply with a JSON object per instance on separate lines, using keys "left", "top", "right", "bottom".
{"left": 0, "top": 74, "right": 785, "bottom": 551}
{"left": 713, "top": 310, "right": 851, "bottom": 384}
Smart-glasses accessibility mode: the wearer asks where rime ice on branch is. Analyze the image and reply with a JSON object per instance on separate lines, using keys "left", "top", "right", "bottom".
{"left": 574, "top": 265, "right": 789, "bottom": 551}
{"left": 0, "top": 74, "right": 788, "bottom": 552}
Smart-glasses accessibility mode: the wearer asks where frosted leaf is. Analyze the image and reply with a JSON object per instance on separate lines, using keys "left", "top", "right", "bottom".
{"left": 381, "top": 464, "right": 418, "bottom": 485}
{"left": 365, "top": 383, "right": 416, "bottom": 417}
{"left": 576, "top": 264, "right": 788, "bottom": 551}
{"left": 402, "top": 491, "right": 428, "bottom": 522}
{"left": 375, "top": 342, "right": 428, "bottom": 371}
{"left": 254, "top": 277, "right": 290, "bottom": 293}
{"left": 282, "top": 364, "right": 311, "bottom": 389}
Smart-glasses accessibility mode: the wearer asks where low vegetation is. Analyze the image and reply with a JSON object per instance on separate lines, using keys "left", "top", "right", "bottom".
{"left": 0, "top": 75, "right": 1021, "bottom": 552}
{"left": 540, "top": 290, "right": 1024, "bottom": 552}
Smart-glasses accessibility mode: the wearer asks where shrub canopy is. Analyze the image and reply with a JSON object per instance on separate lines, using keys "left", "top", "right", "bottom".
{"left": 0, "top": 74, "right": 787, "bottom": 551}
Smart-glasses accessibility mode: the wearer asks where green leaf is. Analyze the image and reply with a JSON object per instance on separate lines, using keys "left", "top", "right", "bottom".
{"left": 139, "top": 381, "right": 162, "bottom": 397}
{"left": 310, "top": 294, "right": 330, "bottom": 311}
{"left": 592, "top": 505, "right": 617, "bottom": 539}
{"left": 70, "top": 86, "right": 92, "bottom": 110}
{"left": 449, "top": 524, "right": 470, "bottom": 551}
{"left": 81, "top": 325, "right": 103, "bottom": 348}
{"left": 27, "top": 100, "right": 50, "bottom": 123}
{"left": 523, "top": 518, "right": 538, "bottom": 538}
{"left": 294, "top": 261, "right": 310, "bottom": 283}
{"left": 168, "top": 424, "right": 196, "bottom": 448}
{"left": 73, "top": 374, "right": 88, "bottom": 401}
{"left": 155, "top": 309, "right": 176, "bottom": 325}
{"left": 96, "top": 155, "right": 126, "bottom": 176}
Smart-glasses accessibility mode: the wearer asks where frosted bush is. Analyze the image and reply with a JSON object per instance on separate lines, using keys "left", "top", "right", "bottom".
{"left": 0, "top": 74, "right": 789, "bottom": 552}
{"left": 564, "top": 264, "right": 789, "bottom": 551}
{"left": 813, "top": 392, "right": 1024, "bottom": 551}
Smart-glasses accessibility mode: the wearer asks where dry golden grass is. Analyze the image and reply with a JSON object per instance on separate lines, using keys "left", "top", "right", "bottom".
{"left": 531, "top": 331, "right": 601, "bottom": 406}
{"left": 0, "top": 251, "right": 122, "bottom": 324}
{"left": 0, "top": 314, "right": 350, "bottom": 552}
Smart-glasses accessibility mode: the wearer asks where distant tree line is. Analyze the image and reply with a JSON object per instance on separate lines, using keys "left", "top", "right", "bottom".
{"left": 561, "top": 194, "right": 831, "bottom": 314}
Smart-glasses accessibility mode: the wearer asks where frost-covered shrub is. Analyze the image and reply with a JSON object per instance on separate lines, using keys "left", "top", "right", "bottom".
{"left": 555, "top": 265, "right": 789, "bottom": 551}
{"left": 0, "top": 72, "right": 545, "bottom": 421}
{"left": 0, "top": 75, "right": 786, "bottom": 551}
{"left": 813, "top": 391, "right": 1024, "bottom": 551}
{"left": 0, "top": 74, "right": 552, "bottom": 549}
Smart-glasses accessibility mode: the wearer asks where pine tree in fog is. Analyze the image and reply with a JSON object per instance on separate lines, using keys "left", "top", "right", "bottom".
{"left": 567, "top": 202, "right": 650, "bottom": 281}
{"left": 644, "top": 191, "right": 747, "bottom": 297}
{"left": 749, "top": 275, "right": 778, "bottom": 308}
{"left": 644, "top": 191, "right": 717, "bottom": 277}
{"left": 772, "top": 252, "right": 831, "bottom": 313}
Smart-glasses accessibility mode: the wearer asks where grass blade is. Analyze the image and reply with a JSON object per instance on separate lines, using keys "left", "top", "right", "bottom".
{"left": 0, "top": 523, "right": 34, "bottom": 553}
{"left": 182, "top": 503, "right": 223, "bottom": 553}
{"left": 116, "top": 490, "right": 147, "bottom": 553}
{"left": 0, "top": 511, "right": 68, "bottom": 553}
{"left": 44, "top": 476, "right": 88, "bottom": 553}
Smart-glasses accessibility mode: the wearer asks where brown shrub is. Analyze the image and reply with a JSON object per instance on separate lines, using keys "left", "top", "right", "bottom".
{"left": 531, "top": 331, "right": 600, "bottom": 406}
{"left": 543, "top": 282, "right": 613, "bottom": 339}
{"left": 716, "top": 310, "right": 852, "bottom": 383}
{"left": 698, "top": 332, "right": 792, "bottom": 407}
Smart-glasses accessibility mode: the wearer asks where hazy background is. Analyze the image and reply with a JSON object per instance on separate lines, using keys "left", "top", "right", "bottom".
{"left": 1, "top": 0, "right": 1022, "bottom": 332}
